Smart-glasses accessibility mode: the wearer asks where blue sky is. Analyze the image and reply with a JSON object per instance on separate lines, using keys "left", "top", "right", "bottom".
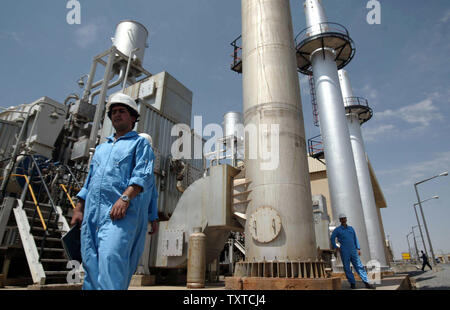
{"left": 1, "top": 0, "right": 449, "bottom": 260}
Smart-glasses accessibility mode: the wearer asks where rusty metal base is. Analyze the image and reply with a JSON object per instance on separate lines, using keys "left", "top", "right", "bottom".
{"left": 225, "top": 276, "right": 341, "bottom": 290}
{"left": 234, "top": 260, "right": 327, "bottom": 279}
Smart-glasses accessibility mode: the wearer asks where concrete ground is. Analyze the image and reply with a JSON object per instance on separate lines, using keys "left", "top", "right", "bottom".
{"left": 401, "top": 263, "right": 450, "bottom": 290}
{"left": 1, "top": 273, "right": 417, "bottom": 290}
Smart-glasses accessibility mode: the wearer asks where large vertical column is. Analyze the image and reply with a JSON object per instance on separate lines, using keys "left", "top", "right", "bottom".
{"left": 242, "top": 0, "right": 317, "bottom": 261}
{"left": 339, "top": 69, "right": 388, "bottom": 267}
{"left": 305, "top": 0, "right": 370, "bottom": 263}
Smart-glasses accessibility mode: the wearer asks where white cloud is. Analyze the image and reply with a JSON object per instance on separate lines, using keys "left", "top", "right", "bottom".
{"left": 374, "top": 95, "right": 443, "bottom": 128}
{"left": 440, "top": 10, "right": 450, "bottom": 23}
{"left": 362, "top": 124, "right": 395, "bottom": 142}
{"left": 362, "top": 84, "right": 378, "bottom": 101}
{"left": 75, "top": 23, "right": 100, "bottom": 48}
{"left": 378, "top": 151, "right": 450, "bottom": 189}
{"left": 0, "top": 31, "right": 23, "bottom": 45}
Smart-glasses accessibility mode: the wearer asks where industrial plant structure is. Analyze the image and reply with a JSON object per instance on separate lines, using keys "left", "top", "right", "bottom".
{"left": 0, "top": 0, "right": 390, "bottom": 290}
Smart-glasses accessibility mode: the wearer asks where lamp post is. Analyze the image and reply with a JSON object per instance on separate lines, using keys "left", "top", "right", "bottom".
{"left": 414, "top": 172, "right": 448, "bottom": 266}
{"left": 411, "top": 225, "right": 421, "bottom": 262}
{"left": 406, "top": 232, "right": 413, "bottom": 262}
{"left": 412, "top": 196, "right": 439, "bottom": 258}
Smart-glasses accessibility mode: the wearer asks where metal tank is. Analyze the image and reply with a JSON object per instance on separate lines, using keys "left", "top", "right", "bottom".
{"left": 242, "top": 0, "right": 317, "bottom": 262}
{"left": 112, "top": 20, "right": 149, "bottom": 66}
{"left": 223, "top": 111, "right": 244, "bottom": 162}
{"left": 186, "top": 227, "right": 206, "bottom": 288}
{"left": 338, "top": 69, "right": 388, "bottom": 267}
{"left": 296, "top": 0, "right": 370, "bottom": 264}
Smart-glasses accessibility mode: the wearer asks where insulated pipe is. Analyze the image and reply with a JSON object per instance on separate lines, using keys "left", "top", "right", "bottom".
{"left": 242, "top": 0, "right": 317, "bottom": 261}
{"left": 339, "top": 69, "right": 388, "bottom": 267}
{"left": 304, "top": 0, "right": 370, "bottom": 264}
{"left": 88, "top": 65, "right": 126, "bottom": 104}
{"left": 82, "top": 61, "right": 98, "bottom": 101}
{"left": 89, "top": 48, "right": 116, "bottom": 145}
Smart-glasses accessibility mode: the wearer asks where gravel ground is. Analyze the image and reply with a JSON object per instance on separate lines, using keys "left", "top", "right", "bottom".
{"left": 407, "top": 263, "right": 450, "bottom": 290}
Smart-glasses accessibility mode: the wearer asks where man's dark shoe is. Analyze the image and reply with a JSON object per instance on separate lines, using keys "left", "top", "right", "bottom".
{"left": 350, "top": 283, "right": 356, "bottom": 289}
{"left": 364, "top": 282, "right": 375, "bottom": 289}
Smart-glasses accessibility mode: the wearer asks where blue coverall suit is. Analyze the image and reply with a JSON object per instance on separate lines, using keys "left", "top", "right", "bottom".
{"left": 77, "top": 131, "right": 155, "bottom": 290}
{"left": 330, "top": 225, "right": 369, "bottom": 284}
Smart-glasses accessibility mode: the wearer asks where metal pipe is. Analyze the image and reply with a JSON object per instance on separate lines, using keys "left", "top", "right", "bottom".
{"left": 242, "top": 0, "right": 317, "bottom": 261}
{"left": 338, "top": 69, "right": 387, "bottom": 267}
{"left": 0, "top": 100, "right": 66, "bottom": 197}
{"left": 64, "top": 93, "right": 79, "bottom": 106}
{"left": 82, "top": 60, "right": 98, "bottom": 101}
{"left": 122, "top": 48, "right": 139, "bottom": 92}
{"left": 304, "top": 0, "right": 370, "bottom": 264}
{"left": 88, "top": 64, "right": 126, "bottom": 104}
{"left": 89, "top": 48, "right": 116, "bottom": 145}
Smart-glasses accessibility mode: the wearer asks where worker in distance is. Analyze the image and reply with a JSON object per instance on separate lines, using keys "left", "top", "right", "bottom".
{"left": 71, "top": 93, "right": 155, "bottom": 290}
{"left": 330, "top": 213, "right": 376, "bottom": 289}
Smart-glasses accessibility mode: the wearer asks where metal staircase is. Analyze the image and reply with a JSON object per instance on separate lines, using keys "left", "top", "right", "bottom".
{"left": 0, "top": 155, "right": 77, "bottom": 286}
{"left": 232, "top": 177, "right": 251, "bottom": 228}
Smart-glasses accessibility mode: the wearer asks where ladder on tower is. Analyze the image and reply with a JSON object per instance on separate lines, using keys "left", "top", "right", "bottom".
{"left": 309, "top": 75, "right": 320, "bottom": 127}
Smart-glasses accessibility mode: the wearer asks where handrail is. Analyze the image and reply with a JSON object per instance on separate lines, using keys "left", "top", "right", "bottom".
{"left": 60, "top": 184, "right": 76, "bottom": 209}
{"left": 344, "top": 96, "right": 369, "bottom": 107}
{"left": 0, "top": 174, "right": 47, "bottom": 231}
{"left": 295, "top": 22, "right": 351, "bottom": 47}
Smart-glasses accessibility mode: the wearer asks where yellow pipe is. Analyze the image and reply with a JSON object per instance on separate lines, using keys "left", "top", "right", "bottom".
{"left": 60, "top": 184, "right": 76, "bottom": 209}
{"left": 9, "top": 174, "right": 47, "bottom": 231}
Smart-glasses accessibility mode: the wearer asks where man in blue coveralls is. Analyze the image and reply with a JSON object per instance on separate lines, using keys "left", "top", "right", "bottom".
{"left": 71, "top": 93, "right": 155, "bottom": 290}
{"left": 330, "top": 213, "right": 375, "bottom": 289}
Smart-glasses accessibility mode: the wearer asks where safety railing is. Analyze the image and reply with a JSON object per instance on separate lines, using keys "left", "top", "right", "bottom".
{"left": 0, "top": 174, "right": 47, "bottom": 231}
{"left": 344, "top": 96, "right": 369, "bottom": 107}
{"left": 295, "top": 22, "right": 351, "bottom": 47}
{"left": 230, "top": 35, "right": 242, "bottom": 73}
{"left": 308, "top": 134, "right": 324, "bottom": 158}
{"left": 60, "top": 184, "right": 76, "bottom": 209}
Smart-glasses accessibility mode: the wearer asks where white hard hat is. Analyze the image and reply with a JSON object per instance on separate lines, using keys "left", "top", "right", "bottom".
{"left": 106, "top": 93, "right": 140, "bottom": 119}
{"left": 338, "top": 213, "right": 347, "bottom": 219}
{"left": 139, "top": 133, "right": 153, "bottom": 147}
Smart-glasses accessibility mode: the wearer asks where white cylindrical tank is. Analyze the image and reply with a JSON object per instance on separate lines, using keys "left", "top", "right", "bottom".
{"left": 113, "top": 20, "right": 148, "bottom": 66}
{"left": 339, "top": 69, "right": 388, "bottom": 267}
{"left": 304, "top": 0, "right": 371, "bottom": 264}
{"left": 223, "top": 111, "right": 244, "bottom": 140}
{"left": 304, "top": 0, "right": 328, "bottom": 35}
{"left": 223, "top": 111, "right": 244, "bottom": 162}
{"left": 186, "top": 227, "right": 206, "bottom": 288}
{"left": 242, "top": 0, "right": 317, "bottom": 261}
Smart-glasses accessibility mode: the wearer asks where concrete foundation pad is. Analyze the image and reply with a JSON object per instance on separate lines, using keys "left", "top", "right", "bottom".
{"left": 332, "top": 271, "right": 395, "bottom": 281}
{"left": 129, "top": 275, "right": 156, "bottom": 287}
{"left": 225, "top": 277, "right": 341, "bottom": 290}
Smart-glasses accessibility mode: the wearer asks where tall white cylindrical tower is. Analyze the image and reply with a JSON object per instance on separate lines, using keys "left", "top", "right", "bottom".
{"left": 242, "top": 0, "right": 317, "bottom": 262}
{"left": 338, "top": 69, "right": 388, "bottom": 267}
{"left": 296, "top": 0, "right": 370, "bottom": 264}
